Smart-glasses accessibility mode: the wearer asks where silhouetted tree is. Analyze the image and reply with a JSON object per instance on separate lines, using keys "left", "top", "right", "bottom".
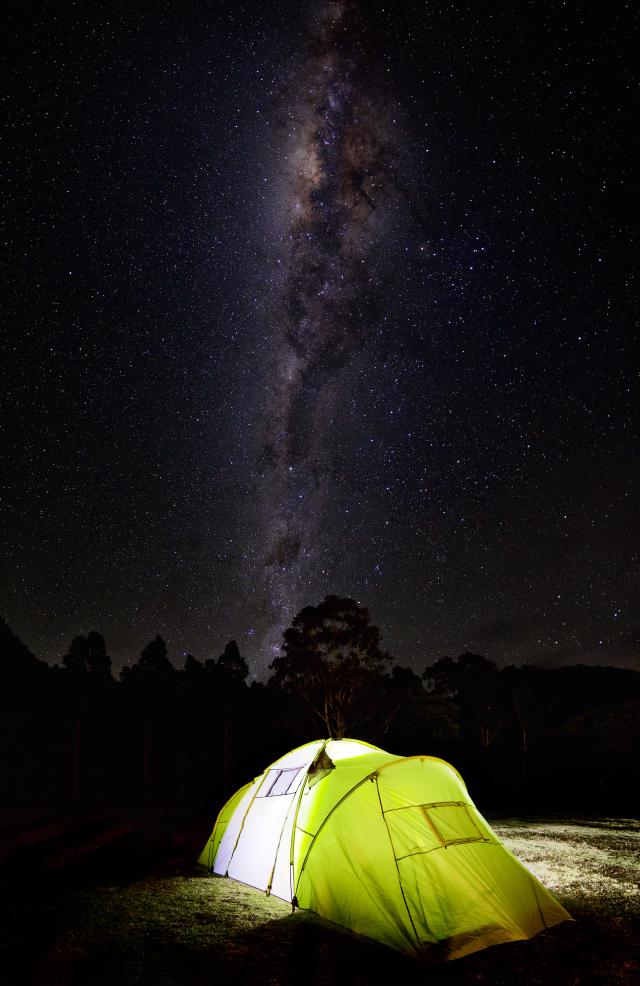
{"left": 500, "top": 665, "right": 546, "bottom": 790}
{"left": 137, "top": 634, "right": 173, "bottom": 677}
{"left": 212, "top": 641, "right": 248, "bottom": 789}
{"left": 4, "top": 607, "right": 640, "bottom": 815}
{"left": 1, "top": 617, "right": 48, "bottom": 682}
{"left": 183, "top": 653, "right": 203, "bottom": 679}
{"left": 269, "top": 595, "right": 392, "bottom": 738}
{"left": 217, "top": 640, "right": 249, "bottom": 681}
{"left": 87, "top": 631, "right": 112, "bottom": 678}
{"left": 0, "top": 619, "right": 51, "bottom": 806}
{"left": 424, "top": 653, "right": 504, "bottom": 750}
{"left": 566, "top": 700, "right": 640, "bottom": 790}
{"left": 386, "top": 665, "right": 459, "bottom": 750}
{"left": 62, "top": 635, "right": 91, "bottom": 674}
{"left": 181, "top": 654, "right": 213, "bottom": 795}
{"left": 121, "top": 635, "right": 175, "bottom": 799}
{"left": 62, "top": 632, "right": 112, "bottom": 678}
{"left": 61, "top": 631, "right": 113, "bottom": 802}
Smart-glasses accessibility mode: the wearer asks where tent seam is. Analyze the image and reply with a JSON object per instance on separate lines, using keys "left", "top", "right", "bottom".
{"left": 394, "top": 837, "right": 491, "bottom": 862}
{"left": 264, "top": 777, "right": 304, "bottom": 896}
{"left": 293, "top": 770, "right": 381, "bottom": 897}
{"left": 382, "top": 799, "right": 468, "bottom": 813}
{"left": 375, "top": 774, "right": 422, "bottom": 949}
{"left": 225, "top": 772, "right": 270, "bottom": 874}
{"left": 288, "top": 739, "right": 330, "bottom": 905}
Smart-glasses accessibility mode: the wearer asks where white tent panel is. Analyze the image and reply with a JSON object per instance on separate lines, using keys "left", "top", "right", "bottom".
{"left": 270, "top": 742, "right": 323, "bottom": 769}
{"left": 228, "top": 793, "right": 294, "bottom": 889}
{"left": 213, "top": 776, "right": 262, "bottom": 875}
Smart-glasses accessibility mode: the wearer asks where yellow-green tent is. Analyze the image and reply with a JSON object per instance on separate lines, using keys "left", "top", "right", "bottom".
{"left": 198, "top": 739, "right": 570, "bottom": 960}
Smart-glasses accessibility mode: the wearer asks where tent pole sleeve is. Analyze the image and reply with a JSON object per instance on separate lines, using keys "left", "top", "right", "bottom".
{"left": 265, "top": 780, "right": 303, "bottom": 897}
{"left": 288, "top": 739, "right": 329, "bottom": 906}
{"left": 225, "top": 773, "right": 269, "bottom": 875}
{"left": 293, "top": 771, "right": 377, "bottom": 899}
{"left": 207, "top": 800, "right": 229, "bottom": 870}
{"left": 375, "top": 774, "right": 422, "bottom": 947}
{"left": 375, "top": 754, "right": 465, "bottom": 786}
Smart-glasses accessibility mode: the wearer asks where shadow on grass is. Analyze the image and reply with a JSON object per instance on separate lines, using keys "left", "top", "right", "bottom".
{"left": 63, "top": 912, "right": 424, "bottom": 986}
{"left": 25, "top": 877, "right": 629, "bottom": 986}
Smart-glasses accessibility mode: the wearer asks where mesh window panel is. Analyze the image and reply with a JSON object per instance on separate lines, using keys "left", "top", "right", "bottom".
{"left": 386, "top": 802, "right": 488, "bottom": 859}
{"left": 267, "top": 767, "right": 304, "bottom": 797}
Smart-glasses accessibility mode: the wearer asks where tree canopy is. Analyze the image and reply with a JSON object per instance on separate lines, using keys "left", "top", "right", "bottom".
{"left": 268, "top": 595, "right": 392, "bottom": 738}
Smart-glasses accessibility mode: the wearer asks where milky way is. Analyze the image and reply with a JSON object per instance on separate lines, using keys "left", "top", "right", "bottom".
{"left": 258, "top": 1, "right": 396, "bottom": 658}
{"left": 3, "top": 0, "right": 636, "bottom": 674}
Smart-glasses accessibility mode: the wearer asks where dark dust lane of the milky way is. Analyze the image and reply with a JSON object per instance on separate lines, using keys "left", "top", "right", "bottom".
{"left": 257, "top": 2, "right": 408, "bottom": 660}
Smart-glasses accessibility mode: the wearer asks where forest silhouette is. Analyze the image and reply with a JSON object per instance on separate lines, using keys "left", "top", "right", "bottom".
{"left": 2, "top": 599, "right": 638, "bottom": 815}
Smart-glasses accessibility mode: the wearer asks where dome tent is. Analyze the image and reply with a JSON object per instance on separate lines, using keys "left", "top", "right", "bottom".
{"left": 198, "top": 739, "right": 570, "bottom": 961}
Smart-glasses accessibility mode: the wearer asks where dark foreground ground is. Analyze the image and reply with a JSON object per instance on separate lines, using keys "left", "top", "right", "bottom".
{"left": 0, "top": 811, "right": 638, "bottom": 986}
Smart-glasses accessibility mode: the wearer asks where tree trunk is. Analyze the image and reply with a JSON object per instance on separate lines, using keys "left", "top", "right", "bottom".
{"left": 519, "top": 723, "right": 528, "bottom": 791}
{"left": 512, "top": 691, "right": 528, "bottom": 792}
{"left": 143, "top": 716, "right": 151, "bottom": 801}
{"left": 201, "top": 726, "right": 208, "bottom": 800}
{"left": 72, "top": 701, "right": 83, "bottom": 805}
{"left": 222, "top": 716, "right": 229, "bottom": 792}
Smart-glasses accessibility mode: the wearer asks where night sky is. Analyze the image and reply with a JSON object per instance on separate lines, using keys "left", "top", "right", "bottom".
{"left": 2, "top": 1, "right": 638, "bottom": 676}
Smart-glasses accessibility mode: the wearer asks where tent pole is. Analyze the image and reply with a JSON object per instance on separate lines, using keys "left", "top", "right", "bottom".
{"left": 375, "top": 775, "right": 422, "bottom": 947}
{"left": 287, "top": 739, "right": 330, "bottom": 908}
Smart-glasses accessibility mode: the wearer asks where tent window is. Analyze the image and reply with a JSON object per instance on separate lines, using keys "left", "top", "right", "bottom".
{"left": 285, "top": 766, "right": 307, "bottom": 793}
{"left": 385, "top": 802, "right": 490, "bottom": 859}
{"left": 260, "top": 767, "right": 305, "bottom": 797}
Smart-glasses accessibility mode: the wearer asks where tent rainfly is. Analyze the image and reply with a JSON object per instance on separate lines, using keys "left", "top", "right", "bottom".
{"left": 198, "top": 739, "right": 571, "bottom": 960}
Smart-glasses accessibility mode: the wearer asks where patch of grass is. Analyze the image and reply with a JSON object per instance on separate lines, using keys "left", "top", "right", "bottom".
{"left": 494, "top": 817, "right": 640, "bottom": 917}
{"left": 1, "top": 817, "right": 638, "bottom": 985}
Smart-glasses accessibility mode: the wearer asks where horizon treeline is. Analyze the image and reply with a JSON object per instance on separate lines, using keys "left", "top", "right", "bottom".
{"left": 2, "top": 612, "right": 639, "bottom": 816}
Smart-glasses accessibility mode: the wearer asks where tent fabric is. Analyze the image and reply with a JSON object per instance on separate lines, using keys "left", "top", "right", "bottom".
{"left": 198, "top": 739, "right": 571, "bottom": 960}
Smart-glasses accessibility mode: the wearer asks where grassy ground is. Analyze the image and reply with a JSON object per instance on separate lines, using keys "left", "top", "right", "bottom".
{"left": 1, "top": 814, "right": 638, "bottom": 985}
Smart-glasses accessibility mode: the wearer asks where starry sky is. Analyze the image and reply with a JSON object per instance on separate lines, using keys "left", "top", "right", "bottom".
{"left": 2, "top": 0, "right": 638, "bottom": 675}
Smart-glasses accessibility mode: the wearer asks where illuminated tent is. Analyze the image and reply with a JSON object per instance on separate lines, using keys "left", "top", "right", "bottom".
{"left": 198, "top": 739, "right": 570, "bottom": 960}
